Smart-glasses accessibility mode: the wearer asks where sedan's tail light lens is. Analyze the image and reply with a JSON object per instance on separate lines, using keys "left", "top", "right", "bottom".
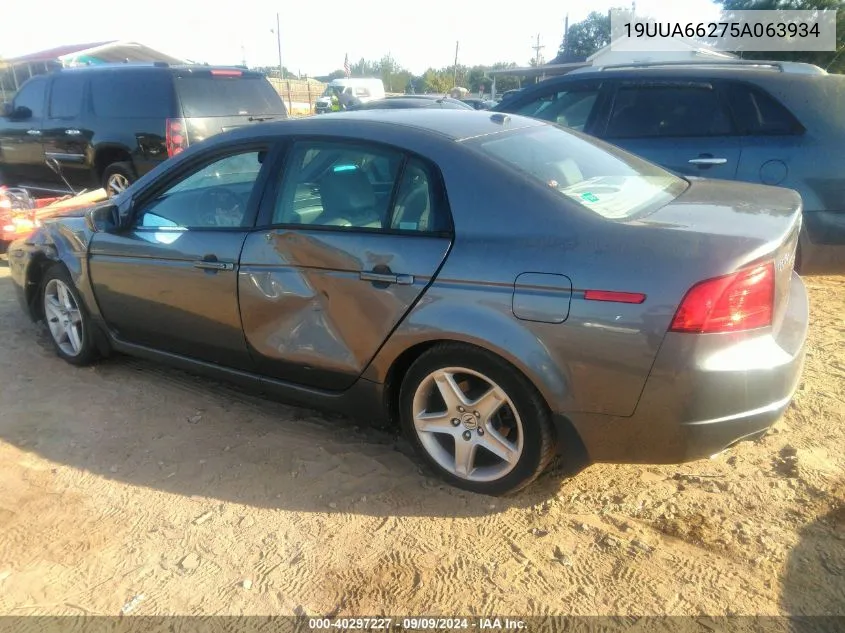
{"left": 166, "top": 118, "right": 188, "bottom": 157}
{"left": 669, "top": 262, "right": 774, "bottom": 334}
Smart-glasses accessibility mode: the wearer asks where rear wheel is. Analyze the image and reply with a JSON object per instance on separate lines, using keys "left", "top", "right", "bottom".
{"left": 102, "top": 162, "right": 135, "bottom": 198}
{"left": 399, "top": 343, "right": 556, "bottom": 495}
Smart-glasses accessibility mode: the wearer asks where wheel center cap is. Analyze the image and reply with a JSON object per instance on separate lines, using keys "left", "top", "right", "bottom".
{"left": 461, "top": 413, "right": 477, "bottom": 430}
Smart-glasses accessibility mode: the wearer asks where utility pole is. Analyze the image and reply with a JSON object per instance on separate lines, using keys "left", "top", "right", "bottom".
{"left": 275, "top": 12, "right": 283, "bottom": 81}
{"left": 453, "top": 41, "right": 459, "bottom": 88}
{"left": 241, "top": 44, "right": 247, "bottom": 68}
{"left": 532, "top": 33, "right": 545, "bottom": 66}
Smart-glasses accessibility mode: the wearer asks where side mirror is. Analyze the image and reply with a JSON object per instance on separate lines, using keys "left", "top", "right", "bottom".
{"left": 11, "top": 105, "right": 32, "bottom": 121}
{"left": 85, "top": 203, "right": 121, "bottom": 233}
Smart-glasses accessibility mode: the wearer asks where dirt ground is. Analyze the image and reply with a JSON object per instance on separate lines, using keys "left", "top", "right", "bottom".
{"left": 0, "top": 260, "right": 842, "bottom": 618}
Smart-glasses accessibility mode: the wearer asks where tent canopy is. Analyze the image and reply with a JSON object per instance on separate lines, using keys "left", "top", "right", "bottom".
{"left": 6, "top": 40, "right": 186, "bottom": 67}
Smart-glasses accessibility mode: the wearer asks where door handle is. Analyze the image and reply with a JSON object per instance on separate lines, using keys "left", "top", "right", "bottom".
{"left": 65, "top": 129, "right": 81, "bottom": 136}
{"left": 26, "top": 129, "right": 41, "bottom": 136}
{"left": 193, "top": 260, "right": 234, "bottom": 271}
{"left": 688, "top": 157, "right": 727, "bottom": 165}
{"left": 360, "top": 271, "right": 414, "bottom": 285}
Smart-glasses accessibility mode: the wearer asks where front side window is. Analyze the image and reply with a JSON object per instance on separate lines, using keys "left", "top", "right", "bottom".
{"left": 136, "top": 150, "right": 266, "bottom": 229}
{"left": 513, "top": 84, "right": 601, "bottom": 131}
{"left": 466, "top": 125, "right": 688, "bottom": 220}
{"left": 605, "top": 84, "right": 733, "bottom": 139}
{"left": 12, "top": 78, "right": 47, "bottom": 119}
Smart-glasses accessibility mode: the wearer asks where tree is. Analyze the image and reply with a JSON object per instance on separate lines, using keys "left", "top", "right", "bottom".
{"left": 716, "top": 0, "right": 845, "bottom": 72}
{"left": 558, "top": 11, "right": 611, "bottom": 61}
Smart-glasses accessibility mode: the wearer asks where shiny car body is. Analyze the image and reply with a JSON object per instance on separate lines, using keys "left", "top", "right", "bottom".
{"left": 7, "top": 110, "right": 809, "bottom": 494}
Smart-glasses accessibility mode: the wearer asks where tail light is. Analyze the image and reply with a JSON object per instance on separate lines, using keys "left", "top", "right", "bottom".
{"left": 669, "top": 262, "right": 775, "bottom": 334}
{"left": 166, "top": 118, "right": 188, "bottom": 157}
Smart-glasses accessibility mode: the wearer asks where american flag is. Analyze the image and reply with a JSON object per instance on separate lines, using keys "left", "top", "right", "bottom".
{"left": 344, "top": 54, "right": 350, "bottom": 77}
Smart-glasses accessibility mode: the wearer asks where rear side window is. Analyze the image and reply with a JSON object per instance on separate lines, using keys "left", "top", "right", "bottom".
{"left": 49, "top": 75, "right": 85, "bottom": 119}
{"left": 12, "top": 78, "right": 46, "bottom": 118}
{"left": 467, "top": 125, "right": 688, "bottom": 220}
{"left": 605, "top": 84, "right": 733, "bottom": 139}
{"left": 726, "top": 83, "right": 803, "bottom": 135}
{"left": 91, "top": 72, "right": 174, "bottom": 118}
{"left": 175, "top": 74, "right": 285, "bottom": 117}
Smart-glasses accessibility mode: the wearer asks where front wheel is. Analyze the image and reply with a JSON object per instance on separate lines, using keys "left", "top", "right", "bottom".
{"left": 399, "top": 343, "right": 556, "bottom": 496}
{"left": 41, "top": 264, "right": 98, "bottom": 366}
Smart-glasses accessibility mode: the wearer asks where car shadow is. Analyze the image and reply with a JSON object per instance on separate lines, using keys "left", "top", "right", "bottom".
{"left": 779, "top": 499, "right": 845, "bottom": 631}
{"left": 0, "top": 280, "right": 588, "bottom": 517}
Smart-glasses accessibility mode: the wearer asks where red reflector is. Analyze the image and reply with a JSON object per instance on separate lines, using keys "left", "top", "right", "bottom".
{"left": 211, "top": 69, "right": 242, "bottom": 76}
{"left": 584, "top": 290, "right": 646, "bottom": 304}
{"left": 669, "top": 262, "right": 774, "bottom": 334}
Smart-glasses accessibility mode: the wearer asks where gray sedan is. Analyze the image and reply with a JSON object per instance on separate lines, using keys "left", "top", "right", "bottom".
{"left": 7, "top": 110, "right": 809, "bottom": 495}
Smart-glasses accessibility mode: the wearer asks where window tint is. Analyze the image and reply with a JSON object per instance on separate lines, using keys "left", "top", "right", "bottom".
{"left": 91, "top": 71, "right": 174, "bottom": 118}
{"left": 727, "top": 84, "right": 803, "bottom": 135}
{"left": 13, "top": 78, "right": 46, "bottom": 118}
{"left": 467, "top": 125, "right": 687, "bottom": 220}
{"left": 49, "top": 75, "right": 85, "bottom": 119}
{"left": 175, "top": 75, "right": 285, "bottom": 117}
{"left": 136, "top": 150, "right": 265, "bottom": 230}
{"left": 514, "top": 85, "right": 600, "bottom": 131}
{"left": 605, "top": 84, "right": 732, "bottom": 139}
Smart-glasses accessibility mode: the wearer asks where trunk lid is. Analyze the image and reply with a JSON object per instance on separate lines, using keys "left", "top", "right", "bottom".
{"left": 632, "top": 178, "right": 802, "bottom": 329}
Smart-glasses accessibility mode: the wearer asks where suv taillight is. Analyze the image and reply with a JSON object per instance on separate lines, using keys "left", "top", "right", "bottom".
{"left": 669, "top": 262, "right": 775, "bottom": 334}
{"left": 166, "top": 118, "right": 188, "bottom": 158}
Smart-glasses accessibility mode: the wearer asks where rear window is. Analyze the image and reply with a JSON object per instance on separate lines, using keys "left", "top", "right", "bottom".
{"left": 91, "top": 71, "right": 174, "bottom": 118}
{"left": 466, "top": 125, "right": 688, "bottom": 220}
{"left": 175, "top": 74, "right": 285, "bottom": 117}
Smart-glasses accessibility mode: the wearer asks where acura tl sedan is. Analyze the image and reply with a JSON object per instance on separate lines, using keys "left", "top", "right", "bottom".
{"left": 7, "top": 110, "right": 809, "bottom": 495}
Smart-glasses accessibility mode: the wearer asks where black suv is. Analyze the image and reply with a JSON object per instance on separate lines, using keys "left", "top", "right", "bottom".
{"left": 0, "top": 63, "right": 287, "bottom": 197}
{"left": 493, "top": 61, "right": 845, "bottom": 273}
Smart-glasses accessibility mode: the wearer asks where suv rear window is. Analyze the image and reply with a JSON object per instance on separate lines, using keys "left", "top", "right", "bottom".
{"left": 91, "top": 71, "right": 174, "bottom": 118}
{"left": 175, "top": 74, "right": 285, "bottom": 117}
{"left": 466, "top": 125, "right": 688, "bottom": 220}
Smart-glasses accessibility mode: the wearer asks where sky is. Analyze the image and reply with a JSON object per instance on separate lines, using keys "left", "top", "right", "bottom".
{"left": 0, "top": 0, "right": 723, "bottom": 76}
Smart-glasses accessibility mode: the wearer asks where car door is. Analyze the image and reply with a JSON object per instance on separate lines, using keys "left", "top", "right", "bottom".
{"left": 502, "top": 79, "right": 608, "bottom": 135}
{"left": 88, "top": 143, "right": 277, "bottom": 370}
{"left": 0, "top": 75, "right": 49, "bottom": 185}
{"left": 596, "top": 79, "right": 742, "bottom": 180}
{"left": 238, "top": 138, "right": 453, "bottom": 390}
{"left": 41, "top": 72, "right": 92, "bottom": 189}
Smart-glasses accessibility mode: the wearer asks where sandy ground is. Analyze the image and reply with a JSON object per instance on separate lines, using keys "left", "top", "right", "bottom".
{"left": 0, "top": 260, "right": 842, "bottom": 618}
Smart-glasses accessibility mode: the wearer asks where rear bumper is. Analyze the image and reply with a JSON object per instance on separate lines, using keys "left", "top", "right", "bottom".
{"left": 565, "top": 272, "right": 809, "bottom": 464}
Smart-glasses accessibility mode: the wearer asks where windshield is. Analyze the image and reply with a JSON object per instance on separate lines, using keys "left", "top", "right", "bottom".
{"left": 321, "top": 85, "right": 342, "bottom": 97}
{"left": 175, "top": 75, "right": 285, "bottom": 117}
{"left": 466, "top": 124, "right": 688, "bottom": 219}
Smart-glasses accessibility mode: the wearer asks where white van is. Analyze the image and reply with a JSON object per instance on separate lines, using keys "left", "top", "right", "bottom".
{"left": 315, "top": 78, "right": 386, "bottom": 114}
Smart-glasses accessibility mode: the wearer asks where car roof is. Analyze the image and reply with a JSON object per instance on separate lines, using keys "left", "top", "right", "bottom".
{"left": 51, "top": 63, "right": 261, "bottom": 77}
{"left": 542, "top": 63, "right": 828, "bottom": 84}
{"left": 244, "top": 109, "right": 543, "bottom": 142}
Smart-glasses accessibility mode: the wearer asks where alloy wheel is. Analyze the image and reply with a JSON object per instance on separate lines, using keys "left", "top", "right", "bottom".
{"left": 43, "top": 278, "right": 84, "bottom": 357}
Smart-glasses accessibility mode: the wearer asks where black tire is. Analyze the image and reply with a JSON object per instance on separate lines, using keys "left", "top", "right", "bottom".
{"left": 40, "top": 264, "right": 99, "bottom": 366}
{"left": 399, "top": 342, "right": 556, "bottom": 496}
{"left": 102, "top": 161, "right": 136, "bottom": 198}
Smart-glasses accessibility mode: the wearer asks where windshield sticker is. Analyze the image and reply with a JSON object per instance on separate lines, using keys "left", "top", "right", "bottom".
{"left": 581, "top": 192, "right": 599, "bottom": 203}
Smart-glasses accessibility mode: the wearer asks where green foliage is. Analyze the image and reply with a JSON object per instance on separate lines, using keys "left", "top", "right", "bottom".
{"left": 559, "top": 11, "right": 611, "bottom": 61}
{"left": 715, "top": 0, "right": 845, "bottom": 72}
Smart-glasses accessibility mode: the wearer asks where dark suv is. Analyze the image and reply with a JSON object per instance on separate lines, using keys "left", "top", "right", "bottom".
{"left": 493, "top": 61, "right": 845, "bottom": 273}
{"left": 0, "top": 63, "right": 287, "bottom": 197}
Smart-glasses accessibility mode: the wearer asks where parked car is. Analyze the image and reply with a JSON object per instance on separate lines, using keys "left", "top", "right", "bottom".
{"left": 315, "top": 78, "right": 386, "bottom": 114}
{"left": 492, "top": 60, "right": 845, "bottom": 273}
{"left": 461, "top": 98, "right": 497, "bottom": 110}
{"left": 7, "top": 110, "right": 808, "bottom": 495}
{"left": 347, "top": 95, "right": 473, "bottom": 110}
{"left": 0, "top": 63, "right": 287, "bottom": 198}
